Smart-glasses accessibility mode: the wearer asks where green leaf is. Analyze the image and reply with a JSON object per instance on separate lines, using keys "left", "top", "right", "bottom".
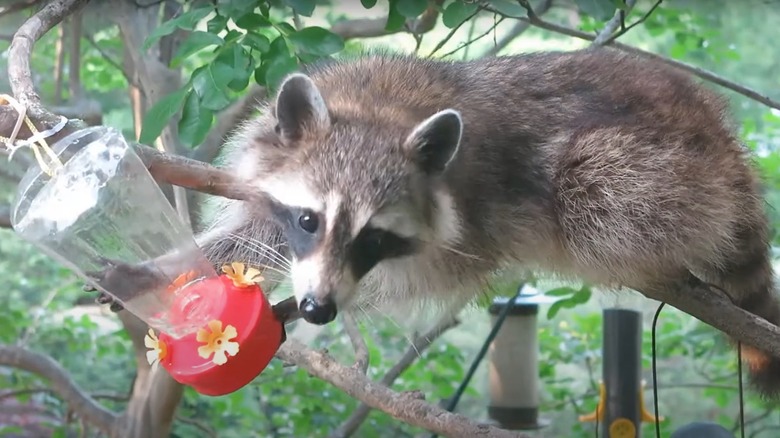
{"left": 243, "top": 31, "right": 271, "bottom": 52}
{"left": 265, "top": 55, "right": 300, "bottom": 92}
{"left": 171, "top": 31, "right": 224, "bottom": 67}
{"left": 287, "top": 27, "right": 345, "bottom": 56}
{"left": 544, "top": 286, "right": 578, "bottom": 297}
{"left": 143, "top": 6, "right": 213, "bottom": 51}
{"left": 386, "top": 0, "right": 407, "bottom": 31}
{"left": 192, "top": 63, "right": 233, "bottom": 111}
{"left": 395, "top": 0, "right": 429, "bottom": 18}
{"left": 255, "top": 35, "right": 292, "bottom": 87}
{"left": 570, "top": 286, "right": 592, "bottom": 305}
{"left": 547, "top": 299, "right": 567, "bottom": 319}
{"left": 284, "top": 0, "right": 316, "bottom": 17}
{"left": 235, "top": 13, "right": 272, "bottom": 29}
{"left": 220, "top": 44, "right": 254, "bottom": 91}
{"left": 139, "top": 85, "right": 191, "bottom": 144}
{"left": 574, "top": 0, "right": 617, "bottom": 21}
{"left": 442, "top": 2, "right": 478, "bottom": 28}
{"left": 207, "top": 13, "right": 229, "bottom": 34}
{"left": 217, "top": 0, "right": 258, "bottom": 22}
{"left": 275, "top": 22, "right": 298, "bottom": 36}
{"left": 224, "top": 29, "right": 243, "bottom": 43}
{"left": 178, "top": 89, "right": 215, "bottom": 148}
{"left": 361, "top": 0, "right": 377, "bottom": 8}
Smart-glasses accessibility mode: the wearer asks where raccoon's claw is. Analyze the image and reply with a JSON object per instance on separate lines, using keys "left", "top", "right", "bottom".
{"left": 109, "top": 300, "right": 125, "bottom": 313}
{"left": 82, "top": 281, "right": 125, "bottom": 313}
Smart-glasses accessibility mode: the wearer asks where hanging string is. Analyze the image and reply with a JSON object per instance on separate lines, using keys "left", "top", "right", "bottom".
{"left": 651, "top": 301, "right": 665, "bottom": 438}
{"left": 0, "top": 94, "right": 67, "bottom": 177}
{"left": 737, "top": 342, "right": 745, "bottom": 438}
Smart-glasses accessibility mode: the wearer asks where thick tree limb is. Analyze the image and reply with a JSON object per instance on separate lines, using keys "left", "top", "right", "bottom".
{"left": 0, "top": 345, "right": 117, "bottom": 433}
{"left": 505, "top": 2, "right": 780, "bottom": 111}
{"left": 8, "top": 0, "right": 90, "bottom": 128}
{"left": 134, "top": 145, "right": 256, "bottom": 201}
{"left": 331, "top": 315, "right": 460, "bottom": 438}
{"left": 276, "top": 338, "right": 529, "bottom": 438}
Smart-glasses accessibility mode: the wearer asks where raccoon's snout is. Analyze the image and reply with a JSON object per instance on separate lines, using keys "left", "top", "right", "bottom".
{"left": 299, "top": 294, "right": 338, "bottom": 325}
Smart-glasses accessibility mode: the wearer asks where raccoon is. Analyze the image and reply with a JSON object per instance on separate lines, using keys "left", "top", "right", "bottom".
{"left": 98, "top": 47, "right": 780, "bottom": 398}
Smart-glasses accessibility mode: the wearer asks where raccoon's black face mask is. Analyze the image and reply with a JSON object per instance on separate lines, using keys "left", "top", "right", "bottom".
{"left": 254, "top": 72, "right": 464, "bottom": 325}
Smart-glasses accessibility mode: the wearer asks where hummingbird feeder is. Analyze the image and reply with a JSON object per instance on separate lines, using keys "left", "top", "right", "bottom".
{"left": 9, "top": 125, "right": 284, "bottom": 396}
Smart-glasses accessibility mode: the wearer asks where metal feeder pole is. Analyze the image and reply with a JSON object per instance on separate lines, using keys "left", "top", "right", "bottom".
{"left": 580, "top": 308, "right": 662, "bottom": 438}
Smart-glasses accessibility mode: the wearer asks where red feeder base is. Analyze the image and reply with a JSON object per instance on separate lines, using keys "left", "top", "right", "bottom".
{"left": 156, "top": 275, "right": 283, "bottom": 396}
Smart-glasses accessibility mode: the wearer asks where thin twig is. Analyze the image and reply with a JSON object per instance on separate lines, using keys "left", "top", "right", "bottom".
{"left": 330, "top": 316, "right": 460, "bottom": 438}
{"left": 427, "top": 6, "right": 484, "bottom": 58}
{"left": 342, "top": 313, "right": 369, "bottom": 374}
{"left": 604, "top": 0, "right": 663, "bottom": 45}
{"left": 82, "top": 33, "right": 136, "bottom": 86}
{"left": 482, "top": 0, "right": 554, "bottom": 57}
{"left": 592, "top": 0, "right": 637, "bottom": 46}
{"left": 176, "top": 415, "right": 219, "bottom": 438}
{"left": 439, "top": 16, "right": 505, "bottom": 59}
{"left": 488, "top": 3, "right": 780, "bottom": 111}
{"left": 277, "top": 337, "right": 527, "bottom": 438}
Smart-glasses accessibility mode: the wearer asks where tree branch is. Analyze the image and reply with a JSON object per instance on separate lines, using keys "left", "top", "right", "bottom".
{"left": 342, "top": 313, "right": 369, "bottom": 374}
{"left": 482, "top": 0, "right": 553, "bottom": 57}
{"left": 276, "top": 338, "right": 529, "bottom": 438}
{"left": 0, "top": 0, "right": 44, "bottom": 19}
{"left": 330, "top": 315, "right": 460, "bottom": 438}
{"left": 8, "top": 0, "right": 91, "bottom": 128}
{"left": 502, "top": 3, "right": 780, "bottom": 111}
{"left": 0, "top": 204, "right": 10, "bottom": 228}
{"left": 83, "top": 32, "right": 136, "bottom": 87}
{"left": 330, "top": 1, "right": 442, "bottom": 40}
{"left": 591, "top": 0, "right": 637, "bottom": 46}
{"left": 0, "top": 345, "right": 117, "bottom": 432}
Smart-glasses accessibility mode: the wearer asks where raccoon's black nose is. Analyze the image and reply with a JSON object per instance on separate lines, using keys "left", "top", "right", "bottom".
{"left": 299, "top": 295, "right": 338, "bottom": 325}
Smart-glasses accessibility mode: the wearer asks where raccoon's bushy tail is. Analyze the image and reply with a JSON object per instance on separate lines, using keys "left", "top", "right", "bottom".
{"left": 716, "top": 230, "right": 780, "bottom": 400}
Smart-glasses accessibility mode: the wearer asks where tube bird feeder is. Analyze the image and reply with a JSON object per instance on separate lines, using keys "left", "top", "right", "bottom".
{"left": 486, "top": 287, "right": 552, "bottom": 430}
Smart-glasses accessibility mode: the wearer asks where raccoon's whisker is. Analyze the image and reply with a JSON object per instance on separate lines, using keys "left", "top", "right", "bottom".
{"left": 228, "top": 233, "right": 292, "bottom": 269}
{"left": 437, "top": 243, "right": 482, "bottom": 260}
{"left": 365, "top": 301, "right": 421, "bottom": 358}
{"left": 228, "top": 233, "right": 289, "bottom": 265}
{"left": 254, "top": 264, "right": 291, "bottom": 278}
{"left": 249, "top": 240, "right": 293, "bottom": 268}
{"left": 418, "top": 237, "right": 482, "bottom": 260}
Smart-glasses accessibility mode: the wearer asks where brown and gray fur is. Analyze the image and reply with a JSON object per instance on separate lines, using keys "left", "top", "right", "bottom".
{"left": 191, "top": 47, "right": 779, "bottom": 397}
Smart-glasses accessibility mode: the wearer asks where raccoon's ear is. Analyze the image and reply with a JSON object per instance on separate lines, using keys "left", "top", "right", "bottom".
{"left": 404, "top": 109, "right": 463, "bottom": 175}
{"left": 274, "top": 73, "right": 330, "bottom": 142}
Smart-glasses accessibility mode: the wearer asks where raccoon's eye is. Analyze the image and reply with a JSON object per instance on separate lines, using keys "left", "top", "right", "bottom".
{"left": 298, "top": 210, "right": 320, "bottom": 233}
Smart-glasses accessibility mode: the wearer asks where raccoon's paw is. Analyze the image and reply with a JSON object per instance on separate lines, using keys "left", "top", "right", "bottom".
{"left": 85, "top": 257, "right": 167, "bottom": 309}
{"left": 83, "top": 282, "right": 125, "bottom": 312}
